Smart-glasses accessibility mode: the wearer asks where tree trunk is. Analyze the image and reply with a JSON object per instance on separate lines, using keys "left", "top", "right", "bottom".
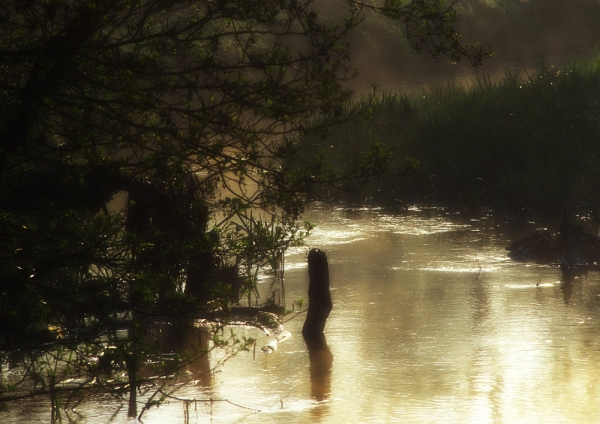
{"left": 127, "top": 315, "right": 141, "bottom": 418}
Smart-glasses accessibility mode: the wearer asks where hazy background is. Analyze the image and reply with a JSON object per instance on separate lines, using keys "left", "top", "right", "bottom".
{"left": 332, "top": 0, "right": 600, "bottom": 92}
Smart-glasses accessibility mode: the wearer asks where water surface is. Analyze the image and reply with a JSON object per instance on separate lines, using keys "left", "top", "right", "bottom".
{"left": 196, "top": 206, "right": 600, "bottom": 424}
{"left": 6, "top": 205, "right": 600, "bottom": 423}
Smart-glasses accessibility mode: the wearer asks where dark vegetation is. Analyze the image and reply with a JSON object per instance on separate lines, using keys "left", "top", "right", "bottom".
{"left": 305, "top": 60, "right": 600, "bottom": 221}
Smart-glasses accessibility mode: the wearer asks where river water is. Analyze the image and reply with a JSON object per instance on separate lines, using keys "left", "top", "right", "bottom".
{"left": 6, "top": 205, "right": 600, "bottom": 423}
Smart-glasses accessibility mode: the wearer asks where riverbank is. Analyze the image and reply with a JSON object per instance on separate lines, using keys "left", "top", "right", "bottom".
{"left": 300, "top": 57, "right": 600, "bottom": 222}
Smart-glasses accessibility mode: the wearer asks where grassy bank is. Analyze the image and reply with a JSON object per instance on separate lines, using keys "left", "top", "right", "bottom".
{"left": 301, "top": 58, "right": 600, "bottom": 220}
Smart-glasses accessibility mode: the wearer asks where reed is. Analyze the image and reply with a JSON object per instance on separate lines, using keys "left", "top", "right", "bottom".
{"left": 302, "top": 58, "right": 600, "bottom": 218}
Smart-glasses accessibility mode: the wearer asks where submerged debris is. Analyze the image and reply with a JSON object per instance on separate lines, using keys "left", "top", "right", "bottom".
{"left": 507, "top": 231, "right": 558, "bottom": 264}
{"left": 507, "top": 211, "right": 600, "bottom": 268}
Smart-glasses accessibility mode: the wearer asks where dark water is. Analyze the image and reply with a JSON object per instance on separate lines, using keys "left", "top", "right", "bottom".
{"left": 5, "top": 206, "right": 600, "bottom": 423}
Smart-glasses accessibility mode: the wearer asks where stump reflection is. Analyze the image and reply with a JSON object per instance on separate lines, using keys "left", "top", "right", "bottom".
{"left": 305, "top": 332, "right": 333, "bottom": 402}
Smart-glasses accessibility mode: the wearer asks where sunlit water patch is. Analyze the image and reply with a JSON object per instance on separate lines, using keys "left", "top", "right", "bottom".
{"left": 305, "top": 204, "right": 471, "bottom": 238}
{"left": 8, "top": 206, "right": 600, "bottom": 423}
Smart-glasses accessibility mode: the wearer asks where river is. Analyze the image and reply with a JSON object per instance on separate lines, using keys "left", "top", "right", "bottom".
{"left": 5, "top": 205, "right": 600, "bottom": 423}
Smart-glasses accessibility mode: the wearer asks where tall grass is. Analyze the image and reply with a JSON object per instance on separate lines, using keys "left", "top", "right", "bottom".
{"left": 300, "top": 58, "right": 600, "bottom": 219}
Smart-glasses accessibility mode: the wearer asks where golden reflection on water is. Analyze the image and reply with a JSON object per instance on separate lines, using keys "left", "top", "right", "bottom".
{"left": 210, "top": 209, "right": 586, "bottom": 422}
{"left": 8, "top": 206, "right": 600, "bottom": 423}
{"left": 154, "top": 206, "right": 600, "bottom": 423}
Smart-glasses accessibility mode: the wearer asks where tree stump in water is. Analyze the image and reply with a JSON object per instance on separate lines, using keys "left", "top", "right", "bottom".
{"left": 302, "top": 248, "right": 333, "bottom": 401}
{"left": 302, "top": 248, "right": 332, "bottom": 339}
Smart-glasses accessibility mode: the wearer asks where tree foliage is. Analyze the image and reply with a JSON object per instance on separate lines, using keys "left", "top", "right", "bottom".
{"left": 0, "top": 0, "right": 488, "bottom": 419}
